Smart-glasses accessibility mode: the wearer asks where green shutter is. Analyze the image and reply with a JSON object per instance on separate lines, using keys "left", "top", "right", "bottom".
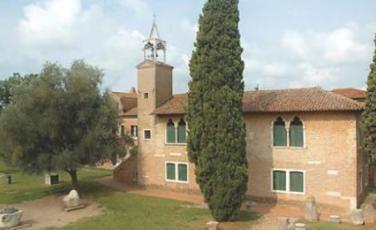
{"left": 290, "top": 125, "right": 303, "bottom": 147}
{"left": 167, "top": 125, "right": 176, "bottom": 143}
{"left": 178, "top": 164, "right": 188, "bottom": 181}
{"left": 177, "top": 124, "right": 186, "bottom": 143}
{"left": 290, "top": 171, "right": 304, "bottom": 192}
{"left": 166, "top": 163, "right": 176, "bottom": 180}
{"left": 273, "top": 125, "right": 287, "bottom": 146}
{"left": 273, "top": 170, "right": 286, "bottom": 191}
{"left": 290, "top": 117, "right": 304, "bottom": 147}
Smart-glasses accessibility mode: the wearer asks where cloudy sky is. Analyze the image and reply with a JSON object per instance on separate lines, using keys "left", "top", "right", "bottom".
{"left": 0, "top": 0, "right": 375, "bottom": 93}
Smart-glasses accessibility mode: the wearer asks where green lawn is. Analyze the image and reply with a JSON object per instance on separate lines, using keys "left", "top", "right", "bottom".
{"left": 52, "top": 191, "right": 257, "bottom": 230}
{"left": 0, "top": 161, "right": 112, "bottom": 204}
{"left": 0, "top": 161, "right": 370, "bottom": 230}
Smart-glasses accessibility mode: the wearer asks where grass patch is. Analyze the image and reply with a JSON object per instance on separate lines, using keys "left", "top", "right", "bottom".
{"left": 1, "top": 160, "right": 258, "bottom": 229}
{"left": 54, "top": 193, "right": 258, "bottom": 230}
{"left": 0, "top": 161, "right": 112, "bottom": 204}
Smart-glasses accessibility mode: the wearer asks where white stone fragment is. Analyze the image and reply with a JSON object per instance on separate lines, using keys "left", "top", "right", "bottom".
{"left": 0, "top": 208, "right": 23, "bottom": 228}
{"left": 63, "top": 190, "right": 81, "bottom": 208}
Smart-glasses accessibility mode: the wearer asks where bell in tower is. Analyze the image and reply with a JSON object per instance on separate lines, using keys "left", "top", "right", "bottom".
{"left": 143, "top": 15, "right": 167, "bottom": 63}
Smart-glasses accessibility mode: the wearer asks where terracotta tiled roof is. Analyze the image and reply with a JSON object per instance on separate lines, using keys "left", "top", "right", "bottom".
{"left": 152, "top": 94, "right": 187, "bottom": 115}
{"left": 112, "top": 91, "right": 137, "bottom": 98}
{"left": 124, "top": 106, "right": 138, "bottom": 117}
{"left": 120, "top": 96, "right": 137, "bottom": 112}
{"left": 331, "top": 88, "right": 366, "bottom": 100}
{"left": 242, "top": 87, "right": 363, "bottom": 112}
{"left": 152, "top": 87, "right": 364, "bottom": 115}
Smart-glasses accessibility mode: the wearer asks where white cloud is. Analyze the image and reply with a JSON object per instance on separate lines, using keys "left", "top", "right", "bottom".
{"left": 281, "top": 27, "right": 368, "bottom": 64}
{"left": 18, "top": 0, "right": 82, "bottom": 47}
{"left": 245, "top": 59, "right": 287, "bottom": 77}
{"left": 296, "top": 63, "right": 338, "bottom": 86}
{"left": 323, "top": 28, "right": 367, "bottom": 63}
{"left": 118, "top": 0, "right": 152, "bottom": 17}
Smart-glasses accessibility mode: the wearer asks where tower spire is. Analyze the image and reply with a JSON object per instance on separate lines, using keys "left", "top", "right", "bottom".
{"left": 143, "top": 15, "right": 166, "bottom": 63}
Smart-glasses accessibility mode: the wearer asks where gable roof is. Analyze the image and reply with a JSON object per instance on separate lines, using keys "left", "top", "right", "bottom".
{"left": 152, "top": 87, "right": 364, "bottom": 115}
{"left": 331, "top": 88, "right": 366, "bottom": 100}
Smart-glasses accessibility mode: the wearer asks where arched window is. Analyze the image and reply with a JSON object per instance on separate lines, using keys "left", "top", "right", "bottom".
{"left": 177, "top": 119, "right": 187, "bottom": 143}
{"left": 273, "top": 117, "right": 287, "bottom": 146}
{"left": 289, "top": 117, "right": 304, "bottom": 147}
{"left": 166, "top": 119, "right": 176, "bottom": 143}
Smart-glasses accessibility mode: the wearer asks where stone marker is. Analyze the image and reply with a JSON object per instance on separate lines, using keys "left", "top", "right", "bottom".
{"left": 351, "top": 209, "right": 364, "bottom": 225}
{"left": 206, "top": 221, "right": 219, "bottom": 230}
{"left": 304, "top": 195, "right": 318, "bottom": 221}
{"left": 277, "top": 217, "right": 289, "bottom": 230}
{"left": 245, "top": 201, "right": 256, "bottom": 212}
{"left": 0, "top": 208, "right": 23, "bottom": 228}
{"left": 294, "top": 223, "right": 307, "bottom": 230}
{"left": 63, "top": 190, "right": 81, "bottom": 208}
{"left": 362, "top": 203, "right": 376, "bottom": 224}
{"left": 329, "top": 215, "right": 341, "bottom": 224}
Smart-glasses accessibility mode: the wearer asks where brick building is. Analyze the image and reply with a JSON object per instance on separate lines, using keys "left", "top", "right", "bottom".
{"left": 112, "top": 21, "right": 368, "bottom": 212}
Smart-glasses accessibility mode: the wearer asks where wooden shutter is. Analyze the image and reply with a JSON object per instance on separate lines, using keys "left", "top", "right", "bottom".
{"left": 177, "top": 120, "right": 186, "bottom": 143}
{"left": 166, "top": 163, "right": 176, "bottom": 180}
{"left": 167, "top": 120, "right": 176, "bottom": 143}
{"left": 273, "top": 118, "right": 287, "bottom": 146}
{"left": 290, "top": 117, "right": 304, "bottom": 147}
{"left": 178, "top": 164, "right": 188, "bottom": 181}
{"left": 273, "top": 170, "right": 286, "bottom": 191}
{"left": 290, "top": 171, "right": 304, "bottom": 192}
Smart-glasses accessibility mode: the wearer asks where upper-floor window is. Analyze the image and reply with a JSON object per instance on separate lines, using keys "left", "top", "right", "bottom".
{"left": 166, "top": 118, "right": 187, "bottom": 144}
{"left": 144, "top": 129, "right": 151, "bottom": 140}
{"left": 273, "top": 117, "right": 287, "bottom": 147}
{"left": 144, "top": 93, "right": 149, "bottom": 99}
{"left": 177, "top": 119, "right": 187, "bottom": 143}
{"left": 289, "top": 117, "right": 304, "bottom": 147}
{"left": 166, "top": 119, "right": 176, "bottom": 143}
{"left": 131, "top": 125, "right": 138, "bottom": 138}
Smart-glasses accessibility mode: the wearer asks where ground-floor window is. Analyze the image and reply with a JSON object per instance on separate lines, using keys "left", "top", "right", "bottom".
{"left": 165, "top": 162, "right": 188, "bottom": 183}
{"left": 272, "top": 169, "right": 304, "bottom": 194}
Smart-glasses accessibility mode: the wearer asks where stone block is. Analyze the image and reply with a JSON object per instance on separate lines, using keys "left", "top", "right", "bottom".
{"left": 294, "top": 223, "right": 307, "bottom": 230}
{"left": 0, "top": 208, "right": 23, "bottom": 228}
{"left": 206, "top": 221, "right": 219, "bottom": 230}
{"left": 304, "top": 196, "right": 318, "bottom": 221}
{"left": 329, "top": 215, "right": 341, "bottom": 224}
{"left": 277, "top": 217, "right": 289, "bottom": 230}
{"left": 63, "top": 190, "right": 81, "bottom": 208}
{"left": 351, "top": 209, "right": 364, "bottom": 225}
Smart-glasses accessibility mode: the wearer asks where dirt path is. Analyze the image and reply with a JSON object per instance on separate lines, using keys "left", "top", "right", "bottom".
{"left": 0, "top": 196, "right": 103, "bottom": 230}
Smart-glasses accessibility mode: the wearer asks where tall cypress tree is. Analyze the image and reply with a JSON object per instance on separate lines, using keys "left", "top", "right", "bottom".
{"left": 362, "top": 36, "right": 376, "bottom": 163}
{"left": 187, "top": 0, "right": 248, "bottom": 221}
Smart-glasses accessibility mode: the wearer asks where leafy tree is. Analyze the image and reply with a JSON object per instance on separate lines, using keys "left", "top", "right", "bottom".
{"left": 187, "top": 0, "right": 248, "bottom": 221}
{"left": 362, "top": 36, "right": 376, "bottom": 164}
{"left": 0, "top": 73, "right": 38, "bottom": 110}
{"left": 0, "top": 60, "right": 123, "bottom": 189}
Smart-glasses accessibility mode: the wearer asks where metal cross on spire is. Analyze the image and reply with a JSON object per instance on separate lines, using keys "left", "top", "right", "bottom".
{"left": 143, "top": 14, "right": 167, "bottom": 63}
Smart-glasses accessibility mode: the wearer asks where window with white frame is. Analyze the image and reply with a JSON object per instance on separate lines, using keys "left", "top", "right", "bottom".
{"left": 272, "top": 116, "right": 305, "bottom": 148}
{"left": 272, "top": 169, "right": 304, "bottom": 194}
{"left": 166, "top": 118, "right": 187, "bottom": 144}
{"left": 165, "top": 162, "right": 188, "bottom": 182}
{"left": 143, "top": 129, "right": 151, "bottom": 140}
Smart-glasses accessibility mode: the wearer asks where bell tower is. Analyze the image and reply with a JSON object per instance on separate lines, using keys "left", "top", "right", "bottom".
{"left": 143, "top": 14, "right": 167, "bottom": 63}
{"left": 136, "top": 17, "right": 173, "bottom": 184}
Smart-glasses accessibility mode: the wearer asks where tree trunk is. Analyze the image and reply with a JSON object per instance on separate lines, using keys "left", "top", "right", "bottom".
{"left": 67, "top": 169, "right": 79, "bottom": 190}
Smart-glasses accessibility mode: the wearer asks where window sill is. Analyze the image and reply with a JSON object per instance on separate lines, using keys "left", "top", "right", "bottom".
{"left": 271, "top": 190, "right": 305, "bottom": 195}
{"left": 270, "top": 146, "right": 307, "bottom": 150}
{"left": 165, "top": 143, "right": 187, "bottom": 146}
{"left": 165, "top": 179, "right": 189, "bottom": 184}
